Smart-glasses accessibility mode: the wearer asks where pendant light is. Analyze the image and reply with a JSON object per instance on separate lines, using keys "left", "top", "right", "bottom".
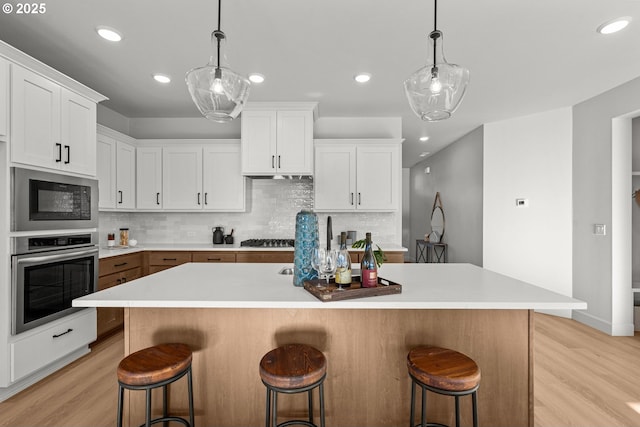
{"left": 185, "top": 0, "right": 250, "bottom": 123}
{"left": 404, "top": 0, "right": 469, "bottom": 121}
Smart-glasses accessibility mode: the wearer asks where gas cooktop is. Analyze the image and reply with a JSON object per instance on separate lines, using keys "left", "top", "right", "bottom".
{"left": 240, "top": 239, "right": 295, "bottom": 248}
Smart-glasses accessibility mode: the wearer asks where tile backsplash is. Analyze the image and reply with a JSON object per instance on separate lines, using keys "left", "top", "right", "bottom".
{"left": 99, "top": 179, "right": 399, "bottom": 246}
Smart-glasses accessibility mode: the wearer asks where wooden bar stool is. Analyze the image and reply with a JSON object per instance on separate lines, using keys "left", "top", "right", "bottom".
{"left": 117, "top": 343, "right": 195, "bottom": 427}
{"left": 259, "top": 343, "right": 327, "bottom": 427}
{"left": 407, "top": 346, "right": 481, "bottom": 427}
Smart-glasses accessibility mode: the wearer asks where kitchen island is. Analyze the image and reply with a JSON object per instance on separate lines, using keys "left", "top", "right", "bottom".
{"left": 74, "top": 262, "right": 586, "bottom": 427}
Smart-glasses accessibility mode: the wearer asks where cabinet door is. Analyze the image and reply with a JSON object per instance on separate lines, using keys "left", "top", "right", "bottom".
{"left": 0, "top": 58, "right": 8, "bottom": 141}
{"left": 314, "top": 144, "right": 356, "bottom": 211}
{"left": 116, "top": 141, "right": 136, "bottom": 209}
{"left": 60, "top": 89, "right": 97, "bottom": 176}
{"left": 96, "top": 133, "right": 116, "bottom": 209}
{"left": 241, "top": 110, "right": 277, "bottom": 175}
{"left": 203, "top": 143, "right": 246, "bottom": 211}
{"left": 276, "top": 110, "right": 313, "bottom": 174}
{"left": 10, "top": 65, "right": 61, "bottom": 168}
{"left": 163, "top": 146, "right": 203, "bottom": 209}
{"left": 137, "top": 147, "right": 163, "bottom": 209}
{"left": 356, "top": 145, "right": 398, "bottom": 211}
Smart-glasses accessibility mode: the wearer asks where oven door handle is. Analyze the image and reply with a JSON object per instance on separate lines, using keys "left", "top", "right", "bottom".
{"left": 16, "top": 248, "right": 99, "bottom": 266}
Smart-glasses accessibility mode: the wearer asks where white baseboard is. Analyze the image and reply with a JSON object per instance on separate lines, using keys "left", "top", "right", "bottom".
{"left": 572, "top": 310, "right": 634, "bottom": 336}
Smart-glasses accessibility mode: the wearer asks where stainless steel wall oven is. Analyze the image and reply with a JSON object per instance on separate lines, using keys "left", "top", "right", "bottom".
{"left": 11, "top": 167, "right": 98, "bottom": 232}
{"left": 11, "top": 233, "right": 98, "bottom": 335}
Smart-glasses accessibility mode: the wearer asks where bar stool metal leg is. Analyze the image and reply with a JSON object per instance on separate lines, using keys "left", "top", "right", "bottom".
{"left": 420, "top": 383, "right": 427, "bottom": 427}
{"left": 454, "top": 395, "right": 460, "bottom": 427}
{"left": 117, "top": 385, "right": 124, "bottom": 427}
{"left": 308, "top": 389, "right": 314, "bottom": 425}
{"left": 187, "top": 368, "right": 195, "bottom": 427}
{"left": 145, "top": 388, "right": 152, "bottom": 427}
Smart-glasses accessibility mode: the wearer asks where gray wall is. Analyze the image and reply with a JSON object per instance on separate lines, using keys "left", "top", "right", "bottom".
{"left": 408, "top": 127, "right": 483, "bottom": 264}
{"left": 573, "top": 75, "right": 640, "bottom": 335}
{"left": 633, "top": 117, "right": 640, "bottom": 289}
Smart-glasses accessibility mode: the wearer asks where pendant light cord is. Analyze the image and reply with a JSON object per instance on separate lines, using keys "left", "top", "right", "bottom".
{"left": 432, "top": 0, "right": 438, "bottom": 69}
{"left": 214, "top": 0, "right": 223, "bottom": 69}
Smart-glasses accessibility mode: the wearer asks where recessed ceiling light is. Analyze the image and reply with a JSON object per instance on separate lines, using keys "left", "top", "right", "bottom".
{"left": 597, "top": 17, "right": 631, "bottom": 34}
{"left": 354, "top": 73, "right": 371, "bottom": 83}
{"left": 96, "top": 26, "right": 123, "bottom": 42}
{"left": 419, "top": 152, "right": 430, "bottom": 157}
{"left": 419, "top": 136, "right": 430, "bottom": 142}
{"left": 249, "top": 73, "right": 265, "bottom": 84}
{"left": 153, "top": 74, "right": 171, "bottom": 84}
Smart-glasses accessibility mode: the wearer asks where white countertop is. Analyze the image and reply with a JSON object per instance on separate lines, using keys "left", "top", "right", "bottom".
{"left": 98, "top": 243, "right": 408, "bottom": 258}
{"left": 75, "top": 262, "right": 586, "bottom": 310}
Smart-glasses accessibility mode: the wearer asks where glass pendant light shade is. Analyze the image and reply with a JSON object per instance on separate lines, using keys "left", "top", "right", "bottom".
{"left": 404, "top": 30, "right": 469, "bottom": 121}
{"left": 185, "top": 1, "right": 250, "bottom": 123}
{"left": 186, "top": 61, "right": 250, "bottom": 123}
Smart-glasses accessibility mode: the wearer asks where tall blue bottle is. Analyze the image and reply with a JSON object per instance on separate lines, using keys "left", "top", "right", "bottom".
{"left": 293, "top": 210, "right": 319, "bottom": 286}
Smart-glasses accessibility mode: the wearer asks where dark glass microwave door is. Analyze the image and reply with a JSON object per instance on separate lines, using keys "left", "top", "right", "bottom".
{"left": 29, "top": 179, "right": 92, "bottom": 221}
{"left": 22, "top": 256, "right": 94, "bottom": 325}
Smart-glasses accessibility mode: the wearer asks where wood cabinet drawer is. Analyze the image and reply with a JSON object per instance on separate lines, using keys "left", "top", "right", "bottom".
{"left": 348, "top": 251, "right": 404, "bottom": 264}
{"left": 98, "top": 267, "right": 142, "bottom": 290}
{"left": 148, "top": 251, "right": 192, "bottom": 266}
{"left": 97, "top": 307, "right": 123, "bottom": 338}
{"left": 192, "top": 252, "right": 236, "bottom": 263}
{"left": 10, "top": 309, "right": 96, "bottom": 382}
{"left": 99, "top": 252, "right": 143, "bottom": 277}
{"left": 236, "top": 251, "right": 294, "bottom": 263}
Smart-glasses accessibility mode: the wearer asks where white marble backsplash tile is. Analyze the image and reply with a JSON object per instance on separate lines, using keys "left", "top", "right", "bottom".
{"left": 99, "top": 179, "right": 399, "bottom": 246}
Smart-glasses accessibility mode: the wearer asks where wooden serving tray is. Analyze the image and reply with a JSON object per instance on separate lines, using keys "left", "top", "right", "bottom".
{"left": 303, "top": 276, "right": 402, "bottom": 302}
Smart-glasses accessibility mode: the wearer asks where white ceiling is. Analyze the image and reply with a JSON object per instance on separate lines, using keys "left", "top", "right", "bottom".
{"left": 1, "top": 0, "right": 640, "bottom": 167}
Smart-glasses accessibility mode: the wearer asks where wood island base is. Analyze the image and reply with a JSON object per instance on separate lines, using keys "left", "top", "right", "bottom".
{"left": 122, "top": 307, "right": 533, "bottom": 427}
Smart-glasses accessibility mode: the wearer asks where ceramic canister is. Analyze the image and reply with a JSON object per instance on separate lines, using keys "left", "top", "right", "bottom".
{"left": 293, "top": 209, "right": 319, "bottom": 286}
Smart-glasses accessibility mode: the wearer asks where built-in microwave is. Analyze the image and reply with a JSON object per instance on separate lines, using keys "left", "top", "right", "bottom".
{"left": 11, "top": 167, "right": 98, "bottom": 231}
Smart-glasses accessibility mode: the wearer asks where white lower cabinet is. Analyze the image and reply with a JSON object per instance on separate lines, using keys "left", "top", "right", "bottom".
{"left": 314, "top": 139, "right": 402, "bottom": 212}
{"left": 10, "top": 309, "right": 96, "bottom": 382}
{"left": 96, "top": 125, "right": 136, "bottom": 210}
{"left": 163, "top": 142, "right": 246, "bottom": 211}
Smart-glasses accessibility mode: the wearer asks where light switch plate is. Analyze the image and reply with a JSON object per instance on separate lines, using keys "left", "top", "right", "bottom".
{"left": 515, "top": 198, "right": 529, "bottom": 207}
{"left": 594, "top": 224, "right": 606, "bottom": 235}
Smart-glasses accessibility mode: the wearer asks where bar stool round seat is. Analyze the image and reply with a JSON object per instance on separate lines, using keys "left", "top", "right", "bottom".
{"left": 117, "top": 343, "right": 195, "bottom": 427}
{"left": 259, "top": 343, "right": 326, "bottom": 427}
{"left": 407, "top": 346, "right": 480, "bottom": 427}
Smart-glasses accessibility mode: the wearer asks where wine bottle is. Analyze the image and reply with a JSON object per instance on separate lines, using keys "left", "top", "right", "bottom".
{"left": 335, "top": 232, "right": 352, "bottom": 287}
{"left": 361, "top": 232, "right": 378, "bottom": 288}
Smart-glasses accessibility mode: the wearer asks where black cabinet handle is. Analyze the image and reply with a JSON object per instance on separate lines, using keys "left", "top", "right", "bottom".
{"left": 156, "top": 192, "right": 160, "bottom": 205}
{"left": 116, "top": 278, "right": 122, "bottom": 284}
{"left": 350, "top": 193, "right": 354, "bottom": 205}
{"left": 55, "top": 143, "right": 62, "bottom": 162}
{"left": 271, "top": 155, "right": 275, "bottom": 169}
{"left": 114, "top": 262, "right": 128, "bottom": 267}
{"left": 163, "top": 258, "right": 177, "bottom": 261}
{"left": 122, "top": 277, "right": 127, "bottom": 283}
{"left": 197, "top": 193, "right": 201, "bottom": 205}
{"left": 64, "top": 145, "right": 70, "bottom": 164}
{"left": 205, "top": 193, "right": 208, "bottom": 205}
{"left": 53, "top": 328, "right": 73, "bottom": 338}
{"left": 208, "top": 258, "right": 222, "bottom": 261}
{"left": 278, "top": 155, "right": 281, "bottom": 169}
{"left": 118, "top": 190, "right": 123, "bottom": 204}
{"left": 358, "top": 192, "right": 362, "bottom": 205}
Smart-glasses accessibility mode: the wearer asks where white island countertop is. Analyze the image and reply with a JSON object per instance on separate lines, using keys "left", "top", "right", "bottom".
{"left": 74, "top": 262, "right": 586, "bottom": 310}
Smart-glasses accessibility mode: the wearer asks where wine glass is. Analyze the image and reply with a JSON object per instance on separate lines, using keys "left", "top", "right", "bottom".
{"left": 312, "top": 248, "right": 338, "bottom": 286}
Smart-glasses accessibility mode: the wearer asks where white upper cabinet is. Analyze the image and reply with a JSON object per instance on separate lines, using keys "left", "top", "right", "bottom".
{"left": 96, "top": 132, "right": 116, "bottom": 209}
{"left": 96, "top": 126, "right": 136, "bottom": 210}
{"left": 314, "top": 139, "right": 402, "bottom": 212}
{"left": 0, "top": 58, "right": 8, "bottom": 141}
{"left": 60, "top": 89, "right": 97, "bottom": 175}
{"left": 203, "top": 143, "right": 246, "bottom": 211}
{"left": 162, "top": 142, "right": 246, "bottom": 211}
{"left": 115, "top": 141, "right": 136, "bottom": 209}
{"left": 136, "top": 147, "right": 163, "bottom": 210}
{"left": 163, "top": 145, "right": 203, "bottom": 210}
{"left": 11, "top": 65, "right": 97, "bottom": 175}
{"left": 10, "top": 65, "right": 61, "bottom": 168}
{"left": 241, "top": 103, "right": 316, "bottom": 176}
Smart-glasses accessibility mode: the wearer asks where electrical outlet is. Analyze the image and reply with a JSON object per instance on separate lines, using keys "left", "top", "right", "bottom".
{"left": 515, "top": 198, "right": 529, "bottom": 207}
{"left": 594, "top": 224, "right": 606, "bottom": 236}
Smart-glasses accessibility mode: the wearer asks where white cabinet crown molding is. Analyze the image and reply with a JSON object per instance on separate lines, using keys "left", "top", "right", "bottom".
{"left": 243, "top": 101, "right": 319, "bottom": 121}
{"left": 0, "top": 41, "right": 107, "bottom": 103}
{"left": 97, "top": 124, "right": 136, "bottom": 145}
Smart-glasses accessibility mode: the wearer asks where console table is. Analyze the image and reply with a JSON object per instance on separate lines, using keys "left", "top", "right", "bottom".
{"left": 416, "top": 239, "right": 448, "bottom": 263}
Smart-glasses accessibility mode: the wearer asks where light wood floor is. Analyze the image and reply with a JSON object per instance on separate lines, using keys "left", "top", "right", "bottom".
{"left": 2, "top": 313, "right": 640, "bottom": 426}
